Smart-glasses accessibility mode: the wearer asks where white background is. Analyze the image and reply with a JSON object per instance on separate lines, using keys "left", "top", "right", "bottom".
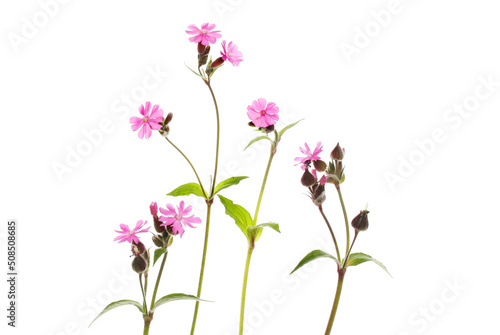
{"left": 1, "top": 0, "right": 500, "bottom": 334}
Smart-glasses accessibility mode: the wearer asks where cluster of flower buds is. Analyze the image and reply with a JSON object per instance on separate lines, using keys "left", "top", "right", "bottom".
{"left": 131, "top": 240, "right": 149, "bottom": 274}
{"left": 159, "top": 112, "right": 173, "bottom": 138}
{"left": 150, "top": 202, "right": 173, "bottom": 249}
{"left": 326, "top": 143, "right": 345, "bottom": 188}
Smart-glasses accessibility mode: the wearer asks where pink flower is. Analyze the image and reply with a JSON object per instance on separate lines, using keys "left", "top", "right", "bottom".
{"left": 130, "top": 102, "right": 164, "bottom": 139}
{"left": 186, "top": 23, "right": 222, "bottom": 46}
{"left": 247, "top": 98, "right": 279, "bottom": 128}
{"left": 221, "top": 41, "right": 243, "bottom": 67}
{"left": 159, "top": 201, "right": 201, "bottom": 238}
{"left": 150, "top": 202, "right": 158, "bottom": 216}
{"left": 114, "top": 220, "right": 150, "bottom": 244}
{"left": 294, "top": 142, "right": 323, "bottom": 169}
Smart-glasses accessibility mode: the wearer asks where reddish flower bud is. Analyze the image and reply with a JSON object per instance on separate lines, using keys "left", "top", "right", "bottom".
{"left": 330, "top": 142, "right": 345, "bottom": 161}
{"left": 351, "top": 210, "right": 369, "bottom": 232}
{"left": 313, "top": 159, "right": 327, "bottom": 172}
{"left": 301, "top": 168, "right": 316, "bottom": 187}
{"left": 132, "top": 255, "right": 148, "bottom": 274}
{"left": 165, "top": 112, "right": 173, "bottom": 125}
{"left": 211, "top": 57, "right": 225, "bottom": 68}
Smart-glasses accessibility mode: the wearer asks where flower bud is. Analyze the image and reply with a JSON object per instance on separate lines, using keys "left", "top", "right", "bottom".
{"left": 310, "top": 183, "right": 326, "bottom": 206}
{"left": 150, "top": 202, "right": 158, "bottom": 216}
{"left": 351, "top": 210, "right": 369, "bottom": 232}
{"left": 132, "top": 255, "right": 148, "bottom": 274}
{"left": 248, "top": 121, "right": 256, "bottom": 127}
{"left": 165, "top": 112, "right": 173, "bottom": 125}
{"left": 154, "top": 216, "right": 165, "bottom": 233}
{"left": 211, "top": 57, "right": 225, "bottom": 68}
{"left": 264, "top": 124, "right": 275, "bottom": 134}
{"left": 301, "top": 168, "right": 316, "bottom": 187}
{"left": 330, "top": 143, "right": 344, "bottom": 161}
{"left": 132, "top": 241, "right": 146, "bottom": 255}
{"left": 198, "top": 43, "right": 211, "bottom": 67}
{"left": 313, "top": 159, "right": 327, "bottom": 172}
{"left": 152, "top": 235, "right": 164, "bottom": 248}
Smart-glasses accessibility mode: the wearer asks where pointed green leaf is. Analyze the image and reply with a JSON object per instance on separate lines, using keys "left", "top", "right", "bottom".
{"left": 247, "top": 222, "right": 280, "bottom": 244}
{"left": 185, "top": 63, "right": 202, "bottom": 78}
{"left": 89, "top": 300, "right": 143, "bottom": 326}
{"left": 213, "top": 176, "right": 249, "bottom": 195}
{"left": 346, "top": 252, "right": 391, "bottom": 277}
{"left": 217, "top": 195, "right": 253, "bottom": 237}
{"left": 278, "top": 119, "right": 303, "bottom": 141}
{"left": 168, "top": 183, "right": 207, "bottom": 199}
{"left": 153, "top": 248, "right": 167, "bottom": 266}
{"left": 245, "top": 135, "right": 272, "bottom": 151}
{"left": 152, "top": 293, "right": 210, "bottom": 312}
{"left": 290, "top": 250, "right": 340, "bottom": 275}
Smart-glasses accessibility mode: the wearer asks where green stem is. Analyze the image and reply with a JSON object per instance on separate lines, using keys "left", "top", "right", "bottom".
{"left": 239, "top": 246, "right": 254, "bottom": 335}
{"left": 207, "top": 83, "right": 220, "bottom": 197}
{"left": 143, "top": 317, "right": 151, "bottom": 335}
{"left": 139, "top": 274, "right": 148, "bottom": 314}
{"left": 190, "top": 203, "right": 212, "bottom": 335}
{"left": 165, "top": 137, "right": 207, "bottom": 197}
{"left": 336, "top": 187, "right": 350, "bottom": 257}
{"left": 253, "top": 145, "right": 275, "bottom": 224}
{"left": 324, "top": 268, "right": 346, "bottom": 335}
{"left": 318, "top": 206, "right": 341, "bottom": 261}
{"left": 342, "top": 230, "right": 359, "bottom": 268}
{"left": 150, "top": 251, "right": 168, "bottom": 310}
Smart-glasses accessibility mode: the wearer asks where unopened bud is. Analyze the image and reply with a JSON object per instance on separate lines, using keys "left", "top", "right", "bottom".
{"left": 132, "top": 255, "right": 148, "bottom": 274}
{"left": 211, "top": 57, "right": 225, "bottom": 68}
{"left": 150, "top": 202, "right": 158, "bottom": 216}
{"left": 152, "top": 235, "right": 163, "bottom": 248}
{"left": 330, "top": 143, "right": 344, "bottom": 161}
{"left": 301, "top": 168, "right": 316, "bottom": 187}
{"left": 313, "top": 160, "right": 327, "bottom": 172}
{"left": 154, "top": 216, "right": 165, "bottom": 233}
{"left": 351, "top": 210, "right": 369, "bottom": 232}
{"left": 165, "top": 112, "right": 173, "bottom": 125}
{"left": 264, "top": 124, "right": 275, "bottom": 134}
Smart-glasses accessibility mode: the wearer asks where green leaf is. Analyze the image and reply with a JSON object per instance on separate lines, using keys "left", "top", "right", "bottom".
{"left": 168, "top": 183, "right": 207, "bottom": 199}
{"left": 89, "top": 300, "right": 143, "bottom": 326}
{"left": 290, "top": 250, "right": 340, "bottom": 275}
{"left": 245, "top": 135, "right": 272, "bottom": 151}
{"left": 213, "top": 176, "right": 249, "bottom": 195}
{"left": 346, "top": 252, "right": 391, "bottom": 277}
{"left": 247, "top": 222, "right": 280, "bottom": 244}
{"left": 153, "top": 248, "right": 167, "bottom": 266}
{"left": 185, "top": 63, "right": 202, "bottom": 78}
{"left": 278, "top": 119, "right": 303, "bottom": 141}
{"left": 217, "top": 195, "right": 253, "bottom": 237}
{"left": 152, "top": 293, "right": 210, "bottom": 312}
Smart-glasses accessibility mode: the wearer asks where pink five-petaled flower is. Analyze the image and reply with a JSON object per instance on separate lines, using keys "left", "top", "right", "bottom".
{"left": 295, "top": 142, "right": 323, "bottom": 169}
{"left": 221, "top": 40, "right": 243, "bottom": 67}
{"left": 159, "top": 201, "right": 201, "bottom": 238}
{"left": 247, "top": 98, "right": 279, "bottom": 128}
{"left": 186, "top": 23, "right": 222, "bottom": 46}
{"left": 114, "top": 220, "right": 150, "bottom": 244}
{"left": 130, "top": 102, "right": 164, "bottom": 139}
